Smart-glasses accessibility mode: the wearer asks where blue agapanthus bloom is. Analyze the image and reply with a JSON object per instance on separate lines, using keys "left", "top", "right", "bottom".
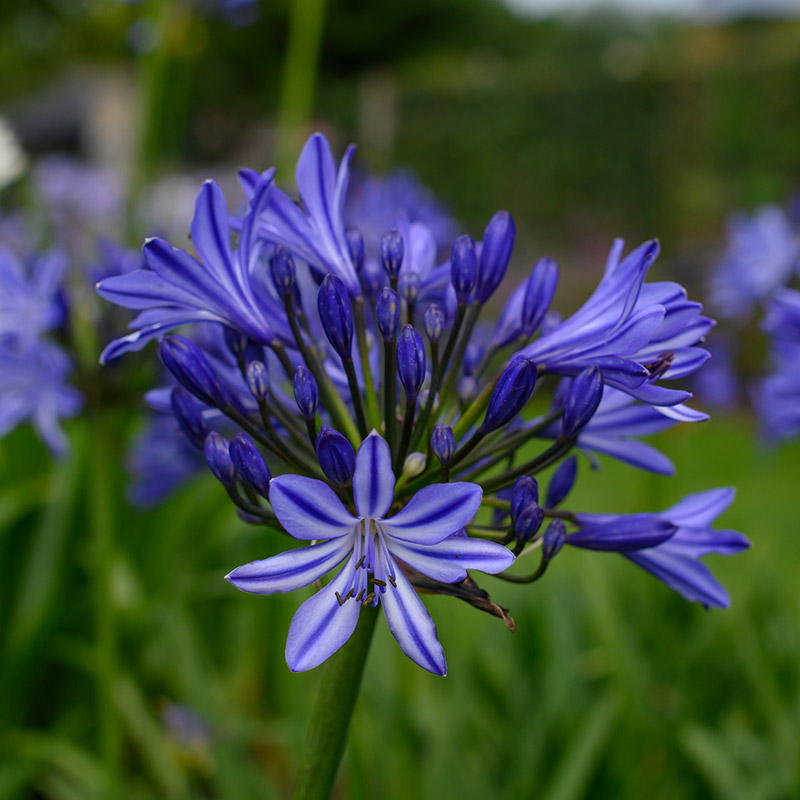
{"left": 97, "top": 132, "right": 748, "bottom": 674}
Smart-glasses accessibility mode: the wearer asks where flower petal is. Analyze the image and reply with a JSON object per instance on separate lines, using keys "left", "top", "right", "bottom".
{"left": 285, "top": 563, "right": 362, "bottom": 671}
{"left": 353, "top": 431, "right": 395, "bottom": 519}
{"left": 269, "top": 475, "right": 357, "bottom": 540}
{"left": 388, "top": 535, "right": 514, "bottom": 583}
{"left": 568, "top": 516, "right": 676, "bottom": 551}
{"left": 380, "top": 558, "right": 446, "bottom": 675}
{"left": 380, "top": 482, "right": 482, "bottom": 544}
{"left": 664, "top": 487, "right": 735, "bottom": 528}
{"left": 225, "top": 536, "right": 353, "bottom": 594}
{"left": 190, "top": 181, "right": 240, "bottom": 296}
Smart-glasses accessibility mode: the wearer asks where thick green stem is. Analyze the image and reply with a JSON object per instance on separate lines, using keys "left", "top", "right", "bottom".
{"left": 293, "top": 605, "right": 379, "bottom": 800}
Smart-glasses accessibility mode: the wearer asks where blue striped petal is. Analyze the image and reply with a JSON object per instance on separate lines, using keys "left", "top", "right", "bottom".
{"left": 387, "top": 535, "right": 514, "bottom": 583}
{"left": 568, "top": 516, "right": 676, "bottom": 551}
{"left": 380, "top": 558, "right": 446, "bottom": 675}
{"left": 269, "top": 475, "right": 357, "bottom": 540}
{"left": 353, "top": 431, "right": 395, "bottom": 519}
{"left": 191, "top": 181, "right": 241, "bottom": 297}
{"left": 380, "top": 482, "right": 482, "bottom": 544}
{"left": 285, "top": 562, "right": 362, "bottom": 672}
{"left": 225, "top": 536, "right": 354, "bottom": 594}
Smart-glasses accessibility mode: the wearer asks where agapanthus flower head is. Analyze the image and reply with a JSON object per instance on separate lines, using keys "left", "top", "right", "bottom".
{"left": 96, "top": 131, "right": 747, "bottom": 674}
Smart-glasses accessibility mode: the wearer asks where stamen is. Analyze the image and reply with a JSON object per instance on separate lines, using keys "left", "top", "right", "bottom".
{"left": 372, "top": 578, "right": 387, "bottom": 587}
{"left": 355, "top": 588, "right": 366, "bottom": 601}
{"left": 388, "top": 575, "right": 397, "bottom": 587}
{"left": 335, "top": 591, "right": 344, "bottom": 607}
{"left": 364, "top": 592, "right": 376, "bottom": 605}
{"left": 343, "top": 588, "right": 354, "bottom": 601}
{"left": 355, "top": 554, "right": 366, "bottom": 569}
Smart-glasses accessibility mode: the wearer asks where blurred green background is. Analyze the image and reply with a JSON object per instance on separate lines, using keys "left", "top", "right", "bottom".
{"left": 1, "top": 0, "right": 799, "bottom": 798}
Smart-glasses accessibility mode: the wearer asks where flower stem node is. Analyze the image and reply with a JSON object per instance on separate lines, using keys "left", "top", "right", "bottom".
{"left": 375, "top": 287, "right": 401, "bottom": 342}
{"left": 159, "top": 335, "right": 228, "bottom": 409}
{"left": 230, "top": 432, "right": 271, "bottom": 498}
{"left": 204, "top": 431, "right": 236, "bottom": 489}
{"left": 480, "top": 356, "right": 537, "bottom": 434}
{"left": 316, "top": 424, "right": 356, "bottom": 488}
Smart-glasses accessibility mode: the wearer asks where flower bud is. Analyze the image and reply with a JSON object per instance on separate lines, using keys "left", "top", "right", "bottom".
{"left": 270, "top": 247, "right": 296, "bottom": 295}
{"left": 397, "top": 325, "right": 426, "bottom": 400}
{"left": 317, "top": 274, "right": 354, "bottom": 360}
{"left": 522, "top": 258, "right": 559, "bottom": 336}
{"left": 514, "top": 502, "right": 544, "bottom": 545}
{"left": 229, "top": 432, "right": 271, "bottom": 498}
{"left": 476, "top": 210, "right": 515, "bottom": 302}
{"left": 316, "top": 424, "right": 356, "bottom": 488}
{"left": 160, "top": 335, "right": 227, "bottom": 409}
{"left": 293, "top": 366, "right": 319, "bottom": 420}
{"left": 380, "top": 228, "right": 404, "bottom": 279}
{"left": 375, "top": 287, "right": 401, "bottom": 342}
{"left": 450, "top": 235, "right": 477, "bottom": 303}
{"left": 480, "top": 356, "right": 536, "bottom": 433}
{"left": 463, "top": 340, "right": 485, "bottom": 377}
{"left": 562, "top": 367, "right": 603, "bottom": 437}
{"left": 540, "top": 310, "right": 561, "bottom": 337}
{"left": 423, "top": 304, "right": 445, "bottom": 343}
{"left": 399, "top": 270, "right": 421, "bottom": 303}
{"left": 430, "top": 424, "right": 455, "bottom": 466}
{"left": 402, "top": 451, "right": 427, "bottom": 478}
{"left": 245, "top": 359, "right": 269, "bottom": 401}
{"left": 510, "top": 476, "right": 539, "bottom": 524}
{"left": 359, "top": 256, "right": 385, "bottom": 299}
{"left": 170, "top": 386, "right": 208, "bottom": 449}
{"left": 204, "top": 432, "right": 236, "bottom": 489}
{"left": 545, "top": 455, "right": 577, "bottom": 508}
{"left": 223, "top": 326, "right": 248, "bottom": 361}
{"left": 345, "top": 226, "right": 364, "bottom": 273}
{"left": 541, "top": 518, "right": 566, "bottom": 561}
{"left": 459, "top": 375, "right": 478, "bottom": 406}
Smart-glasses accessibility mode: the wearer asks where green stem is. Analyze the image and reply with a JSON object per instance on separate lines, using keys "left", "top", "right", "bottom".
{"left": 383, "top": 340, "right": 397, "bottom": 449}
{"left": 354, "top": 300, "right": 381, "bottom": 430}
{"left": 293, "top": 604, "right": 379, "bottom": 800}
{"left": 90, "top": 414, "right": 120, "bottom": 799}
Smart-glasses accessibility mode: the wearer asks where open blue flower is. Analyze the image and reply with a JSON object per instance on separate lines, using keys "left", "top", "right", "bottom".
{"left": 226, "top": 431, "right": 514, "bottom": 675}
{"left": 575, "top": 488, "right": 749, "bottom": 608}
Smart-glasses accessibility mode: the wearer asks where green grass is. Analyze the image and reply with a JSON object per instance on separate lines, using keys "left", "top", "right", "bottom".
{"left": 0, "top": 412, "right": 797, "bottom": 799}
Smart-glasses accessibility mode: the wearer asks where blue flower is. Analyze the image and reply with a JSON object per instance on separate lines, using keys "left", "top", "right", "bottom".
{"left": 226, "top": 431, "right": 514, "bottom": 674}
{"left": 575, "top": 488, "right": 749, "bottom": 608}
{"left": 709, "top": 204, "right": 800, "bottom": 321}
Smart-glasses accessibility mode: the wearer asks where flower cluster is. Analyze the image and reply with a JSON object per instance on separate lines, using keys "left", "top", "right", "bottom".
{"left": 97, "top": 133, "right": 748, "bottom": 674}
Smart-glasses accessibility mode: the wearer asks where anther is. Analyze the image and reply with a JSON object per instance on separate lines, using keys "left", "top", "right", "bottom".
{"left": 343, "top": 588, "right": 354, "bottom": 601}
{"left": 355, "top": 588, "right": 366, "bottom": 602}
{"left": 364, "top": 592, "right": 376, "bottom": 605}
{"left": 372, "top": 578, "right": 387, "bottom": 587}
{"left": 388, "top": 575, "right": 397, "bottom": 587}
{"left": 335, "top": 591, "right": 344, "bottom": 607}
{"left": 355, "top": 554, "right": 366, "bottom": 569}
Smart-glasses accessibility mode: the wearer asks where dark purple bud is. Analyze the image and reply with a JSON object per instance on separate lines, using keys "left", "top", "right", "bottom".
{"left": 293, "top": 366, "right": 319, "bottom": 420}
{"left": 270, "top": 247, "right": 296, "bottom": 295}
{"left": 224, "top": 326, "right": 248, "bottom": 360}
{"left": 545, "top": 455, "right": 577, "bottom": 508}
{"left": 522, "top": 258, "right": 559, "bottom": 336}
{"left": 375, "top": 287, "right": 401, "bottom": 342}
{"left": 316, "top": 424, "right": 356, "bottom": 488}
{"left": 510, "top": 476, "right": 539, "bottom": 525}
{"left": 170, "top": 386, "right": 208, "bottom": 449}
{"left": 542, "top": 518, "right": 566, "bottom": 561}
{"left": 399, "top": 270, "right": 421, "bottom": 303}
{"left": 463, "top": 341, "right": 485, "bottom": 377}
{"left": 423, "top": 304, "right": 445, "bottom": 343}
{"left": 430, "top": 424, "right": 455, "bottom": 465}
{"left": 459, "top": 375, "right": 478, "bottom": 406}
{"left": 480, "top": 356, "right": 537, "bottom": 433}
{"left": 380, "top": 228, "right": 404, "bottom": 279}
{"left": 476, "top": 211, "right": 515, "bottom": 302}
{"left": 204, "top": 432, "right": 236, "bottom": 489}
{"left": 359, "top": 257, "right": 385, "bottom": 299}
{"left": 514, "top": 502, "right": 544, "bottom": 545}
{"left": 244, "top": 340, "right": 265, "bottom": 366}
{"left": 317, "top": 274, "right": 354, "bottom": 360}
{"left": 562, "top": 367, "right": 603, "bottom": 437}
{"left": 450, "top": 235, "right": 477, "bottom": 303}
{"left": 397, "top": 325, "right": 426, "bottom": 400}
{"left": 345, "top": 226, "right": 364, "bottom": 273}
{"left": 160, "top": 335, "right": 227, "bottom": 409}
{"left": 229, "top": 432, "right": 271, "bottom": 498}
{"left": 246, "top": 359, "right": 269, "bottom": 401}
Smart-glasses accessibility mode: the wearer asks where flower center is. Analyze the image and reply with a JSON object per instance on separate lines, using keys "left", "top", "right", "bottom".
{"left": 334, "top": 518, "right": 398, "bottom": 608}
